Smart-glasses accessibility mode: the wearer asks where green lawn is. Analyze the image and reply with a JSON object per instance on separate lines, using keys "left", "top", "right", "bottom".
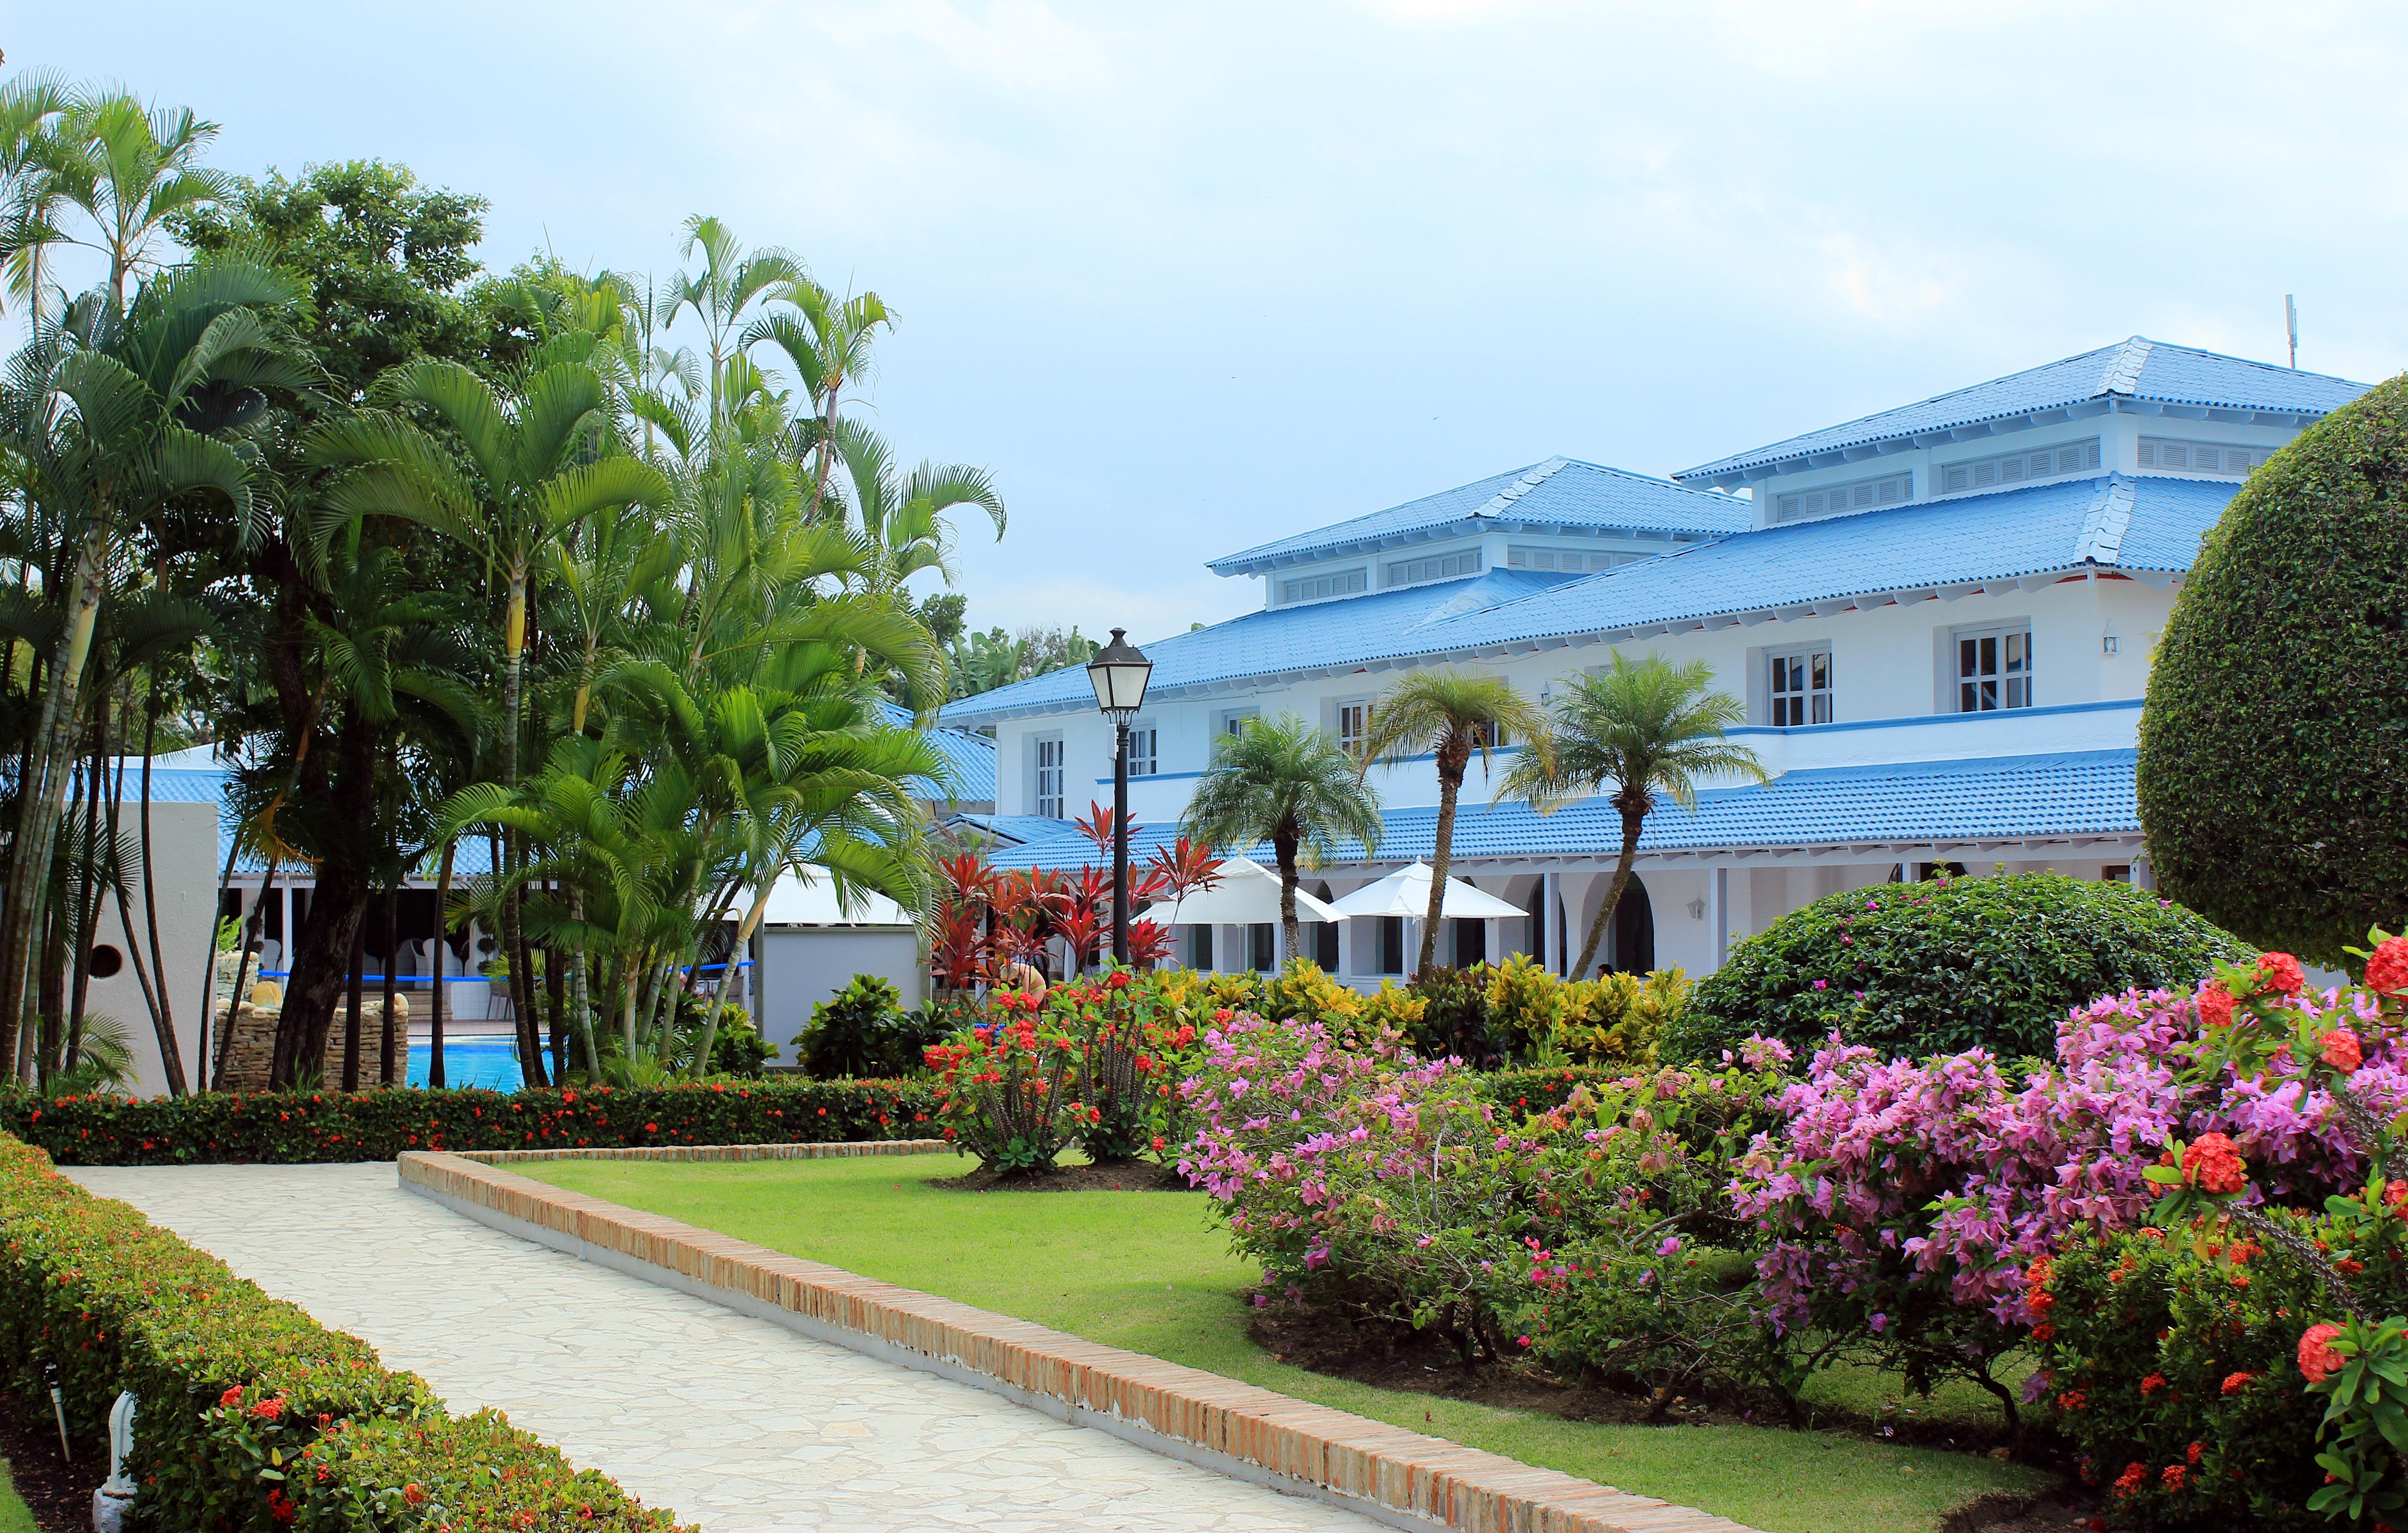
{"left": 522, "top": 1154, "right": 2051, "bottom": 1533}
{"left": 0, "top": 1452, "right": 37, "bottom": 1533}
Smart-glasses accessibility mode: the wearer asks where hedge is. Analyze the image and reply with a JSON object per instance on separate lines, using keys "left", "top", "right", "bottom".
{"left": 0, "top": 1134, "right": 690, "bottom": 1532}
{"left": 1665, "top": 873, "right": 2254, "bottom": 1064}
{"left": 2137, "top": 372, "right": 2408, "bottom": 968}
{"left": 0, "top": 1077, "right": 941, "bottom": 1166}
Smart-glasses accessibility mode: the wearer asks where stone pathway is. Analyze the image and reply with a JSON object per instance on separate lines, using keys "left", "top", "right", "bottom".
{"left": 67, "top": 1164, "right": 1387, "bottom": 1533}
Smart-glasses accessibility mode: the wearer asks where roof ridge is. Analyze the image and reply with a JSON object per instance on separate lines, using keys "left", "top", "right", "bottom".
{"left": 1554, "top": 457, "right": 1746, "bottom": 500}
{"left": 2074, "top": 474, "right": 2138, "bottom": 565}
{"left": 1467, "top": 456, "right": 1570, "bottom": 520}
{"left": 2099, "top": 337, "right": 2153, "bottom": 395}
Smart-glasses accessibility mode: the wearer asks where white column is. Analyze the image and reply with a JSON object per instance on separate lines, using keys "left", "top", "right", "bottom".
{"left": 1542, "top": 872, "right": 1562, "bottom": 974}
{"left": 1711, "top": 866, "right": 1730, "bottom": 971}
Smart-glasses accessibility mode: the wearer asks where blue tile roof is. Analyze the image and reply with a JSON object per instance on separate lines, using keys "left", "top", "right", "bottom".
{"left": 943, "top": 474, "right": 2233, "bottom": 724}
{"left": 876, "top": 700, "right": 996, "bottom": 803}
{"left": 981, "top": 750, "right": 2140, "bottom": 874}
{"left": 1210, "top": 457, "right": 1749, "bottom": 575}
{"left": 1678, "top": 338, "right": 2368, "bottom": 485}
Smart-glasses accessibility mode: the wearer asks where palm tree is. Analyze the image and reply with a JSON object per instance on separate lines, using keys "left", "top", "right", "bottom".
{"left": 309, "top": 343, "right": 672, "bottom": 1068}
{"left": 0, "top": 258, "right": 309, "bottom": 1076}
{"left": 0, "top": 71, "right": 80, "bottom": 342}
{"left": 1502, "top": 651, "right": 1767, "bottom": 979}
{"left": 743, "top": 279, "right": 893, "bottom": 513}
{"left": 667, "top": 216, "right": 804, "bottom": 424}
{"left": 1181, "top": 714, "right": 1383, "bottom": 965}
{"left": 830, "top": 420, "right": 1006, "bottom": 597}
{"left": 1359, "top": 669, "right": 1553, "bottom": 977}
{"left": 21, "top": 93, "right": 229, "bottom": 310}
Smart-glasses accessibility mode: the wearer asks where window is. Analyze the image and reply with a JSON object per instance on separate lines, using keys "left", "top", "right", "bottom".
{"left": 1774, "top": 470, "right": 1911, "bottom": 523}
{"left": 2101, "top": 865, "right": 2133, "bottom": 884}
{"left": 1955, "top": 626, "right": 2034, "bottom": 712}
{"left": 1248, "top": 923, "right": 1276, "bottom": 972}
{"left": 1034, "top": 737, "right": 1065, "bottom": 818}
{"left": 1938, "top": 438, "right": 2099, "bottom": 495}
{"left": 1505, "top": 547, "right": 1642, "bottom": 573}
{"left": 1217, "top": 708, "right": 1258, "bottom": 739}
{"left": 1377, "top": 916, "right": 1405, "bottom": 974}
{"left": 1124, "top": 724, "right": 1157, "bottom": 777}
{"left": 1769, "top": 649, "right": 1832, "bottom": 726}
{"left": 2137, "top": 437, "right": 2283, "bottom": 477}
{"left": 1336, "top": 700, "right": 1368, "bottom": 759}
{"left": 1279, "top": 567, "right": 1367, "bottom": 604}
{"left": 1384, "top": 548, "right": 1483, "bottom": 586}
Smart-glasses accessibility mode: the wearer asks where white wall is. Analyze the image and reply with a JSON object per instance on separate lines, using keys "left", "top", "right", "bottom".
{"left": 992, "top": 574, "right": 2178, "bottom": 822}
{"left": 83, "top": 800, "right": 217, "bottom": 1099}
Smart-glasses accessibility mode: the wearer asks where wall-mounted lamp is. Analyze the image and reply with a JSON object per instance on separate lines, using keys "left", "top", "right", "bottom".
{"left": 2101, "top": 621, "right": 2120, "bottom": 656}
{"left": 1687, "top": 898, "right": 1708, "bottom": 920}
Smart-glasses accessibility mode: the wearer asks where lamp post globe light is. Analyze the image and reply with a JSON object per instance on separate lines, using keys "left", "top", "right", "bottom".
{"left": 1086, "top": 628, "right": 1153, "bottom": 965}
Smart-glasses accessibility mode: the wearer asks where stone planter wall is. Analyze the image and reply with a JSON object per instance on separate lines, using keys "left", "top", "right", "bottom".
{"left": 214, "top": 995, "right": 412, "bottom": 1092}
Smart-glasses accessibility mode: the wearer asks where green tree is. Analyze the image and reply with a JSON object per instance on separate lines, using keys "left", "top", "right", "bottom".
{"left": 0, "top": 70, "right": 80, "bottom": 341}
{"left": 1504, "top": 652, "right": 1764, "bottom": 979}
{"left": 2138, "top": 376, "right": 2408, "bottom": 967}
{"left": 1181, "top": 713, "right": 1383, "bottom": 963}
{"left": 0, "top": 258, "right": 309, "bottom": 1079}
{"left": 16, "top": 93, "right": 228, "bottom": 308}
{"left": 1360, "top": 669, "right": 1551, "bottom": 977}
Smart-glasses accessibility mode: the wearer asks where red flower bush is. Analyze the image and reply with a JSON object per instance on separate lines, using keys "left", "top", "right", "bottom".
{"left": 2257, "top": 951, "right": 2307, "bottom": 996}
{"left": 2321, "top": 1029, "right": 2364, "bottom": 1072}
{"left": 2179, "top": 1132, "right": 2249, "bottom": 1195}
{"left": 2297, "top": 1322, "right": 2346, "bottom": 1383}
{"left": 2369, "top": 936, "right": 2408, "bottom": 997}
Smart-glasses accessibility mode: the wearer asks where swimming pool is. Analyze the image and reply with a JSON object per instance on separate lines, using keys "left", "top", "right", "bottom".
{"left": 406, "top": 1037, "right": 524, "bottom": 1091}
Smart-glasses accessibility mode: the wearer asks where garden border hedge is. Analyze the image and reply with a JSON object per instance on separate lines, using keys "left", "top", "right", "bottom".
{"left": 0, "top": 1078, "right": 942, "bottom": 1166}
{"left": 0, "top": 1134, "right": 689, "bottom": 1532}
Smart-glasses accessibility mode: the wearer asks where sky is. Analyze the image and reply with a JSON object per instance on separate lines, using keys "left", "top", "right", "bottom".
{"left": 12, "top": 1, "right": 2407, "bottom": 640}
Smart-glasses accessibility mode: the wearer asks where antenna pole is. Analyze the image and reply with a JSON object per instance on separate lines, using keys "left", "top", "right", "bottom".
{"left": 2286, "top": 294, "right": 2299, "bottom": 370}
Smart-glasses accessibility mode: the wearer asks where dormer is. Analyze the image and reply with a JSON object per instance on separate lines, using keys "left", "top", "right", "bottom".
{"left": 1675, "top": 337, "right": 2365, "bottom": 530}
{"left": 1211, "top": 457, "right": 1748, "bottom": 609}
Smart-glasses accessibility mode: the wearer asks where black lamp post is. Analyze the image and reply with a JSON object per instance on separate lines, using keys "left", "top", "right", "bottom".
{"left": 1086, "top": 627, "right": 1153, "bottom": 965}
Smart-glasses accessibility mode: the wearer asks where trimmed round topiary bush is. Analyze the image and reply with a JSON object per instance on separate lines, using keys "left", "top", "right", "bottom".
{"left": 2138, "top": 373, "right": 2408, "bottom": 968}
{"left": 1663, "top": 873, "right": 2252, "bottom": 1064}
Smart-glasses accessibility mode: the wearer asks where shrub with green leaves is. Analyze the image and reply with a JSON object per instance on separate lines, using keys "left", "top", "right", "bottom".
{"left": 0, "top": 1135, "right": 689, "bottom": 1532}
{"left": 2138, "top": 374, "right": 2408, "bottom": 968}
{"left": 0, "top": 1078, "right": 938, "bottom": 1165}
{"left": 795, "top": 975, "right": 942, "bottom": 1079}
{"left": 1666, "top": 873, "right": 2252, "bottom": 1063}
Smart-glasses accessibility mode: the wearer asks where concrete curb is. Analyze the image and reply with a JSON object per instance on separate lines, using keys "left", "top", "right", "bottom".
{"left": 398, "top": 1145, "right": 1760, "bottom": 1533}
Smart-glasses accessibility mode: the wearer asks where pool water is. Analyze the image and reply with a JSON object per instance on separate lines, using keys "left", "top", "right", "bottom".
{"left": 406, "top": 1037, "right": 525, "bottom": 1091}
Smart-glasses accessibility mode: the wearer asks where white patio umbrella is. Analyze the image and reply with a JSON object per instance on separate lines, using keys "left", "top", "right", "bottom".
{"left": 1160, "top": 855, "right": 1340, "bottom": 925}
{"left": 1322, "top": 861, "right": 1525, "bottom": 921}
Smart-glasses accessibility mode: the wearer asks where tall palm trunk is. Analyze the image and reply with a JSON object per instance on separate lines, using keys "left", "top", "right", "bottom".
{"left": 564, "top": 887, "right": 595, "bottom": 1079}
{"left": 497, "top": 564, "right": 547, "bottom": 1087}
{"left": 134, "top": 678, "right": 185, "bottom": 1093}
{"left": 1274, "top": 823, "right": 1303, "bottom": 966}
{"left": 1416, "top": 742, "right": 1472, "bottom": 978}
{"left": 693, "top": 890, "right": 772, "bottom": 1078}
{"left": 1571, "top": 803, "right": 1649, "bottom": 980}
{"left": 428, "top": 840, "right": 454, "bottom": 1089}
{"left": 0, "top": 513, "right": 111, "bottom": 1067}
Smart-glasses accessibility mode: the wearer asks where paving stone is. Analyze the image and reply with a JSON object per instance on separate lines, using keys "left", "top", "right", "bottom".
{"left": 66, "top": 1163, "right": 1387, "bottom": 1533}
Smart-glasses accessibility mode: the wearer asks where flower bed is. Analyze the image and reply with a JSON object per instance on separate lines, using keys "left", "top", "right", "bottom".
{"left": 0, "top": 1078, "right": 940, "bottom": 1166}
{"left": 0, "top": 1133, "right": 687, "bottom": 1532}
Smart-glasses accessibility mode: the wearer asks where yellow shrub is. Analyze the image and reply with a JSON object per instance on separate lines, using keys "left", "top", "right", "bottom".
{"left": 1556, "top": 967, "right": 1688, "bottom": 1068}
{"left": 1263, "top": 958, "right": 1364, "bottom": 1028}
{"left": 1482, "top": 952, "right": 1567, "bottom": 1055}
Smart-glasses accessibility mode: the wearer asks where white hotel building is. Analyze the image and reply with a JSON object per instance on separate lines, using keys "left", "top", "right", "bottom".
{"left": 938, "top": 339, "right": 2370, "bottom": 983}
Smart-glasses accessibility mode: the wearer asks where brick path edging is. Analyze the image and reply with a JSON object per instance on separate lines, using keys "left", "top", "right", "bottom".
{"left": 397, "top": 1148, "right": 1759, "bottom": 1533}
{"left": 457, "top": 1139, "right": 951, "bottom": 1163}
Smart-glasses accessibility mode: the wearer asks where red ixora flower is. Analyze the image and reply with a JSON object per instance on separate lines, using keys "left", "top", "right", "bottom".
{"left": 2368, "top": 936, "right": 2408, "bottom": 997}
{"left": 403, "top": 1485, "right": 427, "bottom": 1507}
{"left": 2299, "top": 1323, "right": 2347, "bottom": 1383}
{"left": 2258, "top": 951, "right": 2307, "bottom": 996}
{"left": 2161, "top": 1464, "right": 2188, "bottom": 1491}
{"left": 2322, "top": 1030, "right": 2364, "bottom": 1073}
{"left": 2140, "top": 1372, "right": 2167, "bottom": 1396}
{"left": 2195, "top": 982, "right": 2235, "bottom": 1029}
{"left": 218, "top": 1385, "right": 244, "bottom": 1409}
{"left": 2386, "top": 1181, "right": 2408, "bottom": 1215}
{"left": 249, "top": 1394, "right": 287, "bottom": 1422}
{"left": 2180, "top": 1132, "right": 2249, "bottom": 1196}
{"left": 2112, "top": 1462, "right": 2148, "bottom": 1497}
{"left": 2221, "top": 1370, "right": 2254, "bottom": 1396}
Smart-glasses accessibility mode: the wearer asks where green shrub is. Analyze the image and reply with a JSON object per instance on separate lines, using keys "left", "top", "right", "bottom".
{"left": 2138, "top": 374, "right": 2408, "bottom": 968}
{"left": 0, "top": 1134, "right": 689, "bottom": 1532}
{"left": 794, "top": 975, "right": 942, "bottom": 1079}
{"left": 0, "top": 1078, "right": 939, "bottom": 1165}
{"left": 2032, "top": 1226, "right": 2330, "bottom": 1531}
{"left": 1406, "top": 965, "right": 1505, "bottom": 1067}
{"left": 1666, "top": 873, "right": 2252, "bottom": 1063}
